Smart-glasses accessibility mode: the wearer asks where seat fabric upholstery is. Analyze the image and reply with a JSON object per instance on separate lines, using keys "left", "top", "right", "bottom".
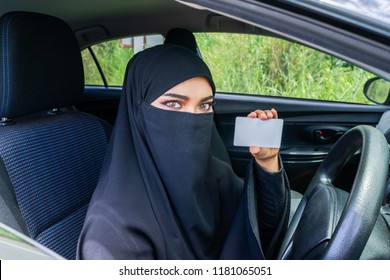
{"left": 0, "top": 11, "right": 110, "bottom": 259}
{"left": 0, "top": 112, "right": 108, "bottom": 258}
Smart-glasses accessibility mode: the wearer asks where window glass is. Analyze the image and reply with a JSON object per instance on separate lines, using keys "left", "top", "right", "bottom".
{"left": 82, "top": 49, "right": 103, "bottom": 86}
{"left": 195, "top": 33, "right": 375, "bottom": 104}
{"left": 82, "top": 35, "right": 164, "bottom": 86}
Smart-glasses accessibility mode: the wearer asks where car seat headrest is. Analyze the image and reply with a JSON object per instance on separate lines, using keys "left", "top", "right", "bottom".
{"left": 0, "top": 11, "right": 83, "bottom": 119}
{"left": 164, "top": 28, "right": 202, "bottom": 58}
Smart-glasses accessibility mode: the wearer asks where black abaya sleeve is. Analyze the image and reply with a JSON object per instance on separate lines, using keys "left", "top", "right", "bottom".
{"left": 253, "top": 158, "right": 290, "bottom": 259}
{"left": 214, "top": 156, "right": 290, "bottom": 260}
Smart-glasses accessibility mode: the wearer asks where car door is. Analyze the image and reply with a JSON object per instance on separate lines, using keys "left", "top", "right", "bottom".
{"left": 186, "top": 0, "right": 390, "bottom": 195}
{"left": 213, "top": 92, "right": 388, "bottom": 194}
{"left": 189, "top": 30, "right": 388, "bottom": 195}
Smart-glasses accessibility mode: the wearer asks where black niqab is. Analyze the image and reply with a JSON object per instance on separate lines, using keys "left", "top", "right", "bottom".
{"left": 77, "top": 44, "right": 288, "bottom": 259}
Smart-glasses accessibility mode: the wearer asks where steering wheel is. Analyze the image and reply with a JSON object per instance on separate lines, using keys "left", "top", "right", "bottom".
{"left": 278, "top": 125, "right": 389, "bottom": 259}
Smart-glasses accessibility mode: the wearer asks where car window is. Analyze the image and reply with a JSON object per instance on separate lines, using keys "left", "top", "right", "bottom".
{"left": 82, "top": 35, "right": 164, "bottom": 87}
{"left": 195, "top": 33, "right": 375, "bottom": 104}
{"left": 82, "top": 41, "right": 133, "bottom": 86}
{"left": 83, "top": 32, "right": 375, "bottom": 104}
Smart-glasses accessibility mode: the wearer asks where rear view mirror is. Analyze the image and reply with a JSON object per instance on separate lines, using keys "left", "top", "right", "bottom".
{"left": 364, "top": 77, "right": 390, "bottom": 105}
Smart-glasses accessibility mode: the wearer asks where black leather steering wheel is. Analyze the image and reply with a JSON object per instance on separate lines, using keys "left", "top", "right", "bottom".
{"left": 278, "top": 125, "right": 389, "bottom": 259}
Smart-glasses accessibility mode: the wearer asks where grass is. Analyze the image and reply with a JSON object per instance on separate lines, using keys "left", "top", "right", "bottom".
{"left": 82, "top": 33, "right": 375, "bottom": 104}
{"left": 195, "top": 33, "right": 374, "bottom": 104}
{"left": 82, "top": 42, "right": 134, "bottom": 86}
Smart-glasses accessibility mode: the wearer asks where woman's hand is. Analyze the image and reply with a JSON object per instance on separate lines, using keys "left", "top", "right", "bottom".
{"left": 247, "top": 109, "right": 280, "bottom": 173}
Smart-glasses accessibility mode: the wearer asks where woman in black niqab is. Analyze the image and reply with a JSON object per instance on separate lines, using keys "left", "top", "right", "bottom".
{"left": 77, "top": 44, "right": 290, "bottom": 260}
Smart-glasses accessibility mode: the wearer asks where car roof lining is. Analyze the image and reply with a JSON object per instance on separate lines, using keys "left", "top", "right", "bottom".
{"left": 1, "top": 0, "right": 277, "bottom": 48}
{"left": 75, "top": 15, "right": 274, "bottom": 49}
{"left": 1, "top": 0, "right": 388, "bottom": 78}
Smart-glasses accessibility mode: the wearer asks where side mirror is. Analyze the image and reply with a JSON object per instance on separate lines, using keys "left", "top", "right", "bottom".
{"left": 364, "top": 77, "right": 390, "bottom": 105}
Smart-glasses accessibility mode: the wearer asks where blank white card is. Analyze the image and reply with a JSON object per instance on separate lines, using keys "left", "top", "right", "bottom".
{"left": 233, "top": 117, "right": 284, "bottom": 148}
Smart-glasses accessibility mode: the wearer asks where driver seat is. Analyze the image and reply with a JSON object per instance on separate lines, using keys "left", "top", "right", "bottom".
{"left": 376, "top": 110, "right": 390, "bottom": 203}
{"left": 0, "top": 12, "right": 111, "bottom": 259}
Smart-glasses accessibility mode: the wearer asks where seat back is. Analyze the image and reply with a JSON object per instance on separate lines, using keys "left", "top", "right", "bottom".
{"left": 0, "top": 12, "right": 110, "bottom": 259}
{"left": 376, "top": 110, "right": 390, "bottom": 204}
{"left": 376, "top": 110, "right": 390, "bottom": 143}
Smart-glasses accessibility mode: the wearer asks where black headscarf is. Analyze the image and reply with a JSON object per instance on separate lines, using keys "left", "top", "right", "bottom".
{"left": 77, "top": 44, "right": 269, "bottom": 259}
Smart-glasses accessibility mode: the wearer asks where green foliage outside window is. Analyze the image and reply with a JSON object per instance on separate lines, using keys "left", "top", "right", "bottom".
{"left": 82, "top": 33, "right": 375, "bottom": 104}
{"left": 195, "top": 33, "right": 374, "bottom": 104}
{"left": 82, "top": 41, "right": 134, "bottom": 86}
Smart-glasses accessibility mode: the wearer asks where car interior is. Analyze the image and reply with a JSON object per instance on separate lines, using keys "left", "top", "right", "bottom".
{"left": 0, "top": 11, "right": 112, "bottom": 260}
{"left": 0, "top": 0, "right": 389, "bottom": 260}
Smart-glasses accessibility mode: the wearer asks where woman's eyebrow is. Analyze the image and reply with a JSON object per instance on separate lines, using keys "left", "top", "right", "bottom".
{"left": 162, "top": 93, "right": 189, "bottom": 101}
{"left": 200, "top": 95, "right": 214, "bottom": 102}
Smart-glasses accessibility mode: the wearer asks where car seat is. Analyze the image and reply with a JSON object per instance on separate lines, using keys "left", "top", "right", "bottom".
{"left": 0, "top": 11, "right": 111, "bottom": 259}
{"left": 376, "top": 110, "right": 390, "bottom": 204}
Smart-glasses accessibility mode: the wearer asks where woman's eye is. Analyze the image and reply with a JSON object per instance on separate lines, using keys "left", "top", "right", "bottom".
{"left": 164, "top": 101, "right": 182, "bottom": 109}
{"left": 199, "top": 102, "right": 213, "bottom": 112}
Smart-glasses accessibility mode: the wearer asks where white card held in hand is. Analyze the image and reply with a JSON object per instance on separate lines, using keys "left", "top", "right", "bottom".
{"left": 233, "top": 117, "right": 284, "bottom": 148}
